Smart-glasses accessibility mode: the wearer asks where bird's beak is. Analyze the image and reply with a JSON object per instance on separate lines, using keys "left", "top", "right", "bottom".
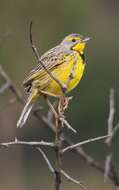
{"left": 82, "top": 37, "right": 90, "bottom": 42}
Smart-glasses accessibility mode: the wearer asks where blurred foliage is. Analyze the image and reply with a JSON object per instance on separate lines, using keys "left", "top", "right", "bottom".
{"left": 0, "top": 0, "right": 119, "bottom": 190}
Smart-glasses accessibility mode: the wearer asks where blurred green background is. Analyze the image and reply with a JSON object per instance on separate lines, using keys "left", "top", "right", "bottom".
{"left": 0, "top": 0, "right": 119, "bottom": 190}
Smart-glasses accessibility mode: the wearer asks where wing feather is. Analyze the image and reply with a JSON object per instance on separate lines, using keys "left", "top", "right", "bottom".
{"left": 23, "top": 45, "right": 75, "bottom": 91}
{"left": 23, "top": 46, "right": 65, "bottom": 88}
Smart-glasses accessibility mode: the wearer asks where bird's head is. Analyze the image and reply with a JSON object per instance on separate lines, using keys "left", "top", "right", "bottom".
{"left": 61, "top": 33, "right": 90, "bottom": 54}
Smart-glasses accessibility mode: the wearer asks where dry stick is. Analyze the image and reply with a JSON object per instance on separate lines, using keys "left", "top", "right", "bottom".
{"left": 104, "top": 88, "right": 116, "bottom": 182}
{"left": 64, "top": 136, "right": 119, "bottom": 186}
{"left": 54, "top": 97, "right": 66, "bottom": 190}
{"left": 0, "top": 66, "right": 11, "bottom": 92}
{"left": 44, "top": 96, "right": 76, "bottom": 134}
{"left": 61, "top": 170, "right": 87, "bottom": 190}
{"left": 36, "top": 147, "right": 55, "bottom": 174}
{"left": 39, "top": 110, "right": 119, "bottom": 186}
{"left": 62, "top": 135, "right": 109, "bottom": 153}
{"left": 61, "top": 118, "right": 77, "bottom": 133}
{"left": 1, "top": 67, "right": 119, "bottom": 186}
{"left": 44, "top": 96, "right": 58, "bottom": 119}
{"left": 111, "top": 122, "right": 119, "bottom": 140}
{"left": 61, "top": 169, "right": 83, "bottom": 185}
{"left": 0, "top": 137, "right": 55, "bottom": 148}
{"left": 37, "top": 147, "right": 85, "bottom": 188}
{"left": 106, "top": 88, "right": 115, "bottom": 144}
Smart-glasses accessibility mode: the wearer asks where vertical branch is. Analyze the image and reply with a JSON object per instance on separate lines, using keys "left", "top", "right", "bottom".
{"left": 107, "top": 88, "right": 115, "bottom": 140}
{"left": 53, "top": 93, "right": 71, "bottom": 190}
{"left": 54, "top": 95, "right": 72, "bottom": 190}
{"left": 54, "top": 97, "right": 64, "bottom": 190}
{"left": 104, "top": 88, "right": 115, "bottom": 182}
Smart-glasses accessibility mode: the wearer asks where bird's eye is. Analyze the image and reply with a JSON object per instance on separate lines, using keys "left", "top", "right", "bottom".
{"left": 72, "top": 38, "right": 76, "bottom": 43}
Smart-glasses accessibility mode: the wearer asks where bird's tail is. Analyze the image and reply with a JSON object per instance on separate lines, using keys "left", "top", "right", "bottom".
{"left": 17, "top": 89, "right": 38, "bottom": 128}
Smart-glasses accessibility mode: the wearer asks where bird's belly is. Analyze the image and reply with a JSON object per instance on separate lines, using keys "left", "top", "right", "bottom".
{"left": 43, "top": 59, "right": 85, "bottom": 97}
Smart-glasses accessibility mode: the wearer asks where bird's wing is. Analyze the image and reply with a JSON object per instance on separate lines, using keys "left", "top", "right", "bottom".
{"left": 23, "top": 45, "right": 67, "bottom": 88}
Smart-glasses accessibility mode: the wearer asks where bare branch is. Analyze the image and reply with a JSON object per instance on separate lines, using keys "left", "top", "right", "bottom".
{"left": 104, "top": 88, "right": 116, "bottom": 182}
{"left": 1, "top": 68, "right": 119, "bottom": 186}
{"left": 104, "top": 154, "right": 113, "bottom": 182}
{"left": 0, "top": 66, "right": 11, "bottom": 93}
{"left": 61, "top": 118, "right": 77, "bottom": 133}
{"left": 34, "top": 108, "right": 119, "bottom": 186}
{"left": 106, "top": 88, "right": 115, "bottom": 145}
{"left": 0, "top": 65, "right": 11, "bottom": 84}
{"left": 62, "top": 135, "right": 108, "bottom": 153}
{"left": 0, "top": 82, "right": 10, "bottom": 93}
{"left": 36, "top": 147, "right": 55, "bottom": 174}
{"left": 0, "top": 137, "right": 55, "bottom": 148}
{"left": 111, "top": 122, "right": 119, "bottom": 140}
{"left": 0, "top": 65, "right": 24, "bottom": 103}
{"left": 61, "top": 169, "right": 87, "bottom": 190}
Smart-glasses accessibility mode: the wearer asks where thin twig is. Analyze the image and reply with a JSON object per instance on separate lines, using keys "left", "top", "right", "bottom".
{"left": 106, "top": 88, "right": 115, "bottom": 145}
{"left": 111, "top": 122, "right": 119, "bottom": 141}
{"left": 104, "top": 88, "right": 115, "bottom": 182}
{"left": 36, "top": 147, "right": 55, "bottom": 173}
{"left": 54, "top": 98, "right": 64, "bottom": 190}
{"left": 0, "top": 82, "right": 10, "bottom": 93}
{"left": 104, "top": 154, "right": 113, "bottom": 182}
{"left": 0, "top": 138, "right": 55, "bottom": 148}
{"left": 62, "top": 135, "right": 108, "bottom": 153}
{"left": 61, "top": 169, "right": 87, "bottom": 190}
{"left": 61, "top": 118, "right": 77, "bottom": 133}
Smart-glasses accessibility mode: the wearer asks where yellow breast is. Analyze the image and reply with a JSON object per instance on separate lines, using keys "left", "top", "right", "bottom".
{"left": 44, "top": 53, "right": 85, "bottom": 97}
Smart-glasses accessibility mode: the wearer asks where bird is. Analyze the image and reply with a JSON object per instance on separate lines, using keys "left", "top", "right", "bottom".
{"left": 17, "top": 33, "right": 90, "bottom": 128}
